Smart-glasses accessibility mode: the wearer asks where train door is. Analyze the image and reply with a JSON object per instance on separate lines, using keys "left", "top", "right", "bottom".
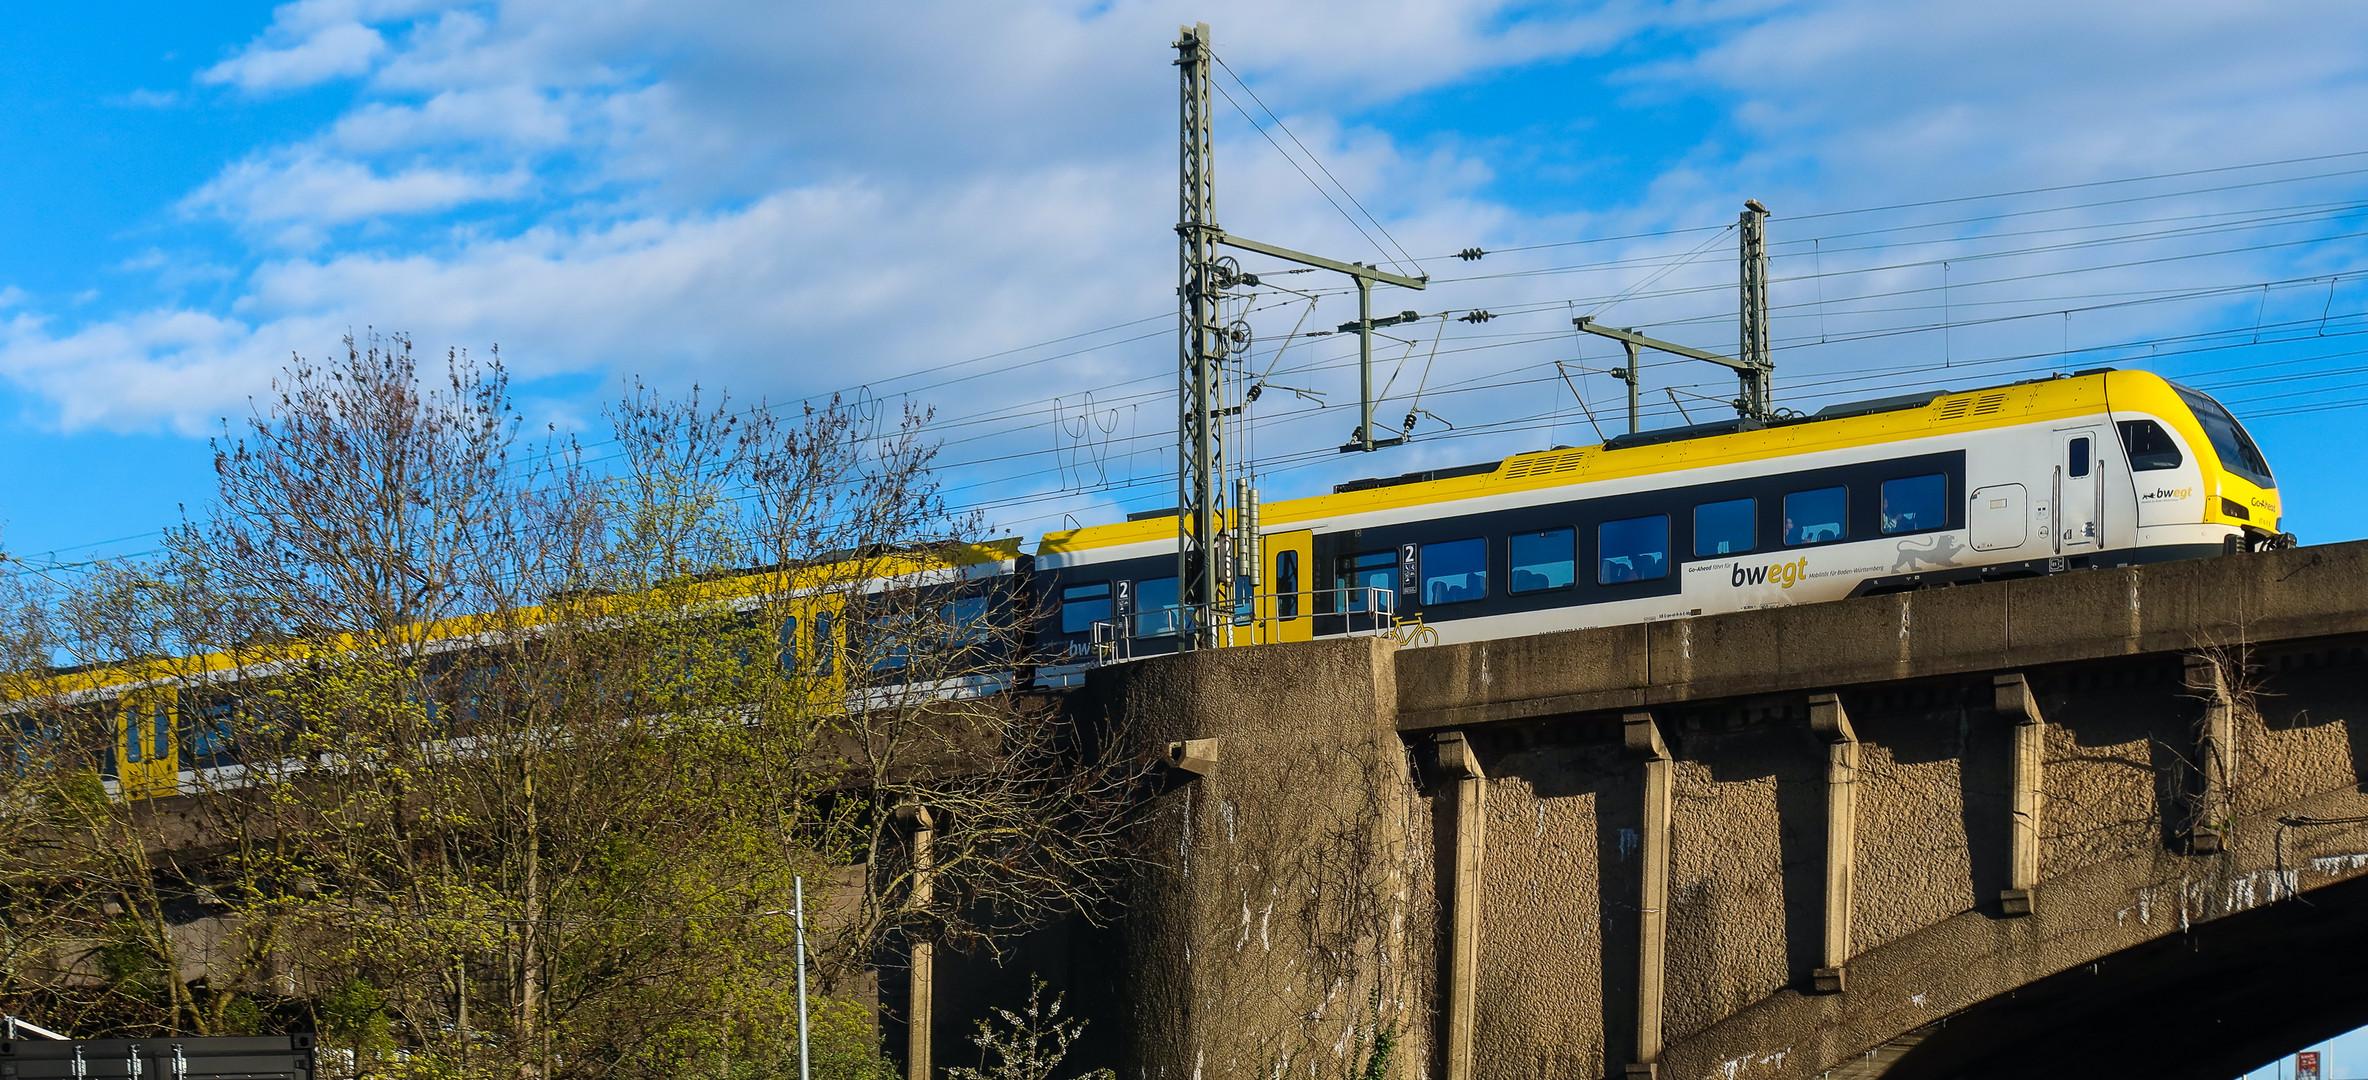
{"left": 2057, "top": 428, "right": 2103, "bottom": 553}
{"left": 1259, "top": 530, "right": 1314, "bottom": 644}
{"left": 779, "top": 593, "right": 846, "bottom": 713}
{"left": 115, "top": 688, "right": 178, "bottom": 798}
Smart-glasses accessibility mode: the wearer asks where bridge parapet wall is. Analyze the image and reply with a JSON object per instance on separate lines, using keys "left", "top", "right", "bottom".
{"left": 1395, "top": 543, "right": 2368, "bottom": 728}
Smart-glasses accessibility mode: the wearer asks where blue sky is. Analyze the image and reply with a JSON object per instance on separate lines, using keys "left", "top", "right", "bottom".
{"left": 5, "top": 1, "right": 2368, "bottom": 574}
{"left": 2, "top": 3, "right": 2368, "bottom": 1072}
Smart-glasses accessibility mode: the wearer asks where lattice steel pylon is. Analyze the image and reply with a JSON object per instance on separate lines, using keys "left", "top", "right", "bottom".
{"left": 1175, "top": 21, "right": 1227, "bottom": 650}
{"left": 1169, "top": 23, "right": 1427, "bottom": 648}
{"left": 1739, "top": 199, "right": 1774, "bottom": 417}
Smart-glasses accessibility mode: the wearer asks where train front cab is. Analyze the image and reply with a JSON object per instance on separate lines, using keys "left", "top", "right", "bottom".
{"left": 2104, "top": 371, "right": 2283, "bottom": 554}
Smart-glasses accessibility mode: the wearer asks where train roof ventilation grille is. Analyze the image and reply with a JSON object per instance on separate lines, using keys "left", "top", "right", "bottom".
{"left": 1931, "top": 391, "right": 2011, "bottom": 420}
{"left": 1501, "top": 449, "right": 1589, "bottom": 480}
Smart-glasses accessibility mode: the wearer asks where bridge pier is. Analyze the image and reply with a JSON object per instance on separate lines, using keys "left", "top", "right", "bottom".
{"left": 1994, "top": 673, "right": 2045, "bottom": 916}
{"left": 897, "top": 804, "right": 937, "bottom": 1080}
{"left": 1809, "top": 693, "right": 1858, "bottom": 993}
{"left": 1091, "top": 638, "right": 1429, "bottom": 1080}
{"left": 1436, "top": 732, "right": 1486, "bottom": 1080}
{"left": 2185, "top": 652, "right": 2237, "bottom": 853}
{"left": 1623, "top": 711, "right": 1672, "bottom": 1079}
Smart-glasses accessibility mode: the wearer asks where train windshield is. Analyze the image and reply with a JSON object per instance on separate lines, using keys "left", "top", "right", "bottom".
{"left": 2170, "top": 383, "right": 2275, "bottom": 489}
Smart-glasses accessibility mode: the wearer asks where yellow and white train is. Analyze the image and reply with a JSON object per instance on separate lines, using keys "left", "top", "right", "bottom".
{"left": 4, "top": 539, "right": 1027, "bottom": 801}
{"left": 6, "top": 368, "right": 2291, "bottom": 791}
{"left": 1031, "top": 368, "right": 2284, "bottom": 678}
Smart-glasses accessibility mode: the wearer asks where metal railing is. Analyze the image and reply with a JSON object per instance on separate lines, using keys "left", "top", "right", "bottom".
{"left": 1088, "top": 586, "right": 1425, "bottom": 663}
{"left": 5, "top": 1014, "right": 68, "bottom": 1040}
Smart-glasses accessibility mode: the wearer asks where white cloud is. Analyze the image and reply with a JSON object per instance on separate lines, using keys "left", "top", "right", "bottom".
{"left": 1660, "top": 0, "right": 2368, "bottom": 199}
{"left": 0, "top": 119, "right": 1504, "bottom": 436}
{"left": 200, "top": 18, "right": 388, "bottom": 92}
{"left": 7, "top": 161, "right": 1170, "bottom": 431}
{"left": 184, "top": 153, "right": 532, "bottom": 238}
{"left": 0, "top": 307, "right": 294, "bottom": 433}
{"left": 10, "top": 0, "right": 2367, "bottom": 539}
{"left": 328, "top": 86, "right": 577, "bottom": 153}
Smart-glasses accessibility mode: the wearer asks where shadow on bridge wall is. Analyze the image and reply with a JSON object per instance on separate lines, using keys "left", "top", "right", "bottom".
{"left": 1641, "top": 644, "right": 2368, "bottom": 1080}
{"left": 1455, "top": 640, "right": 2368, "bottom": 1080}
{"left": 1869, "top": 645, "right": 2368, "bottom": 1080}
{"left": 1886, "top": 864, "right": 2368, "bottom": 1080}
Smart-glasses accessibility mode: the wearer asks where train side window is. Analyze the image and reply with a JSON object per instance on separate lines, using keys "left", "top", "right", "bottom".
{"left": 1134, "top": 576, "right": 1182, "bottom": 637}
{"left": 1880, "top": 474, "right": 1948, "bottom": 535}
{"left": 2117, "top": 420, "right": 2183, "bottom": 471}
{"left": 946, "top": 596, "right": 991, "bottom": 643}
{"left": 75, "top": 704, "right": 116, "bottom": 777}
{"left": 1275, "top": 551, "right": 1300, "bottom": 619}
{"left": 1336, "top": 551, "right": 1398, "bottom": 613}
{"left": 1509, "top": 528, "right": 1576, "bottom": 594}
{"left": 407, "top": 677, "right": 444, "bottom": 731}
{"left": 1061, "top": 583, "right": 1112, "bottom": 635}
{"left": 777, "top": 616, "right": 799, "bottom": 670}
{"left": 459, "top": 665, "right": 505, "bottom": 726}
{"left": 1598, "top": 515, "right": 1670, "bottom": 584}
{"left": 1694, "top": 498, "right": 1755, "bottom": 557}
{"left": 2068, "top": 437, "right": 2092, "bottom": 479}
{"left": 186, "top": 696, "right": 237, "bottom": 768}
{"left": 869, "top": 614, "right": 912, "bottom": 672}
{"left": 724, "top": 612, "right": 763, "bottom": 671}
{"left": 123, "top": 705, "right": 142, "bottom": 764}
{"left": 8, "top": 714, "right": 65, "bottom": 777}
{"left": 1784, "top": 486, "right": 1848, "bottom": 546}
{"left": 1420, "top": 538, "right": 1488, "bottom": 604}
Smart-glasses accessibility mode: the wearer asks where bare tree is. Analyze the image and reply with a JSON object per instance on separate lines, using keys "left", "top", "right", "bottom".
{"left": 0, "top": 334, "right": 1150, "bottom": 1080}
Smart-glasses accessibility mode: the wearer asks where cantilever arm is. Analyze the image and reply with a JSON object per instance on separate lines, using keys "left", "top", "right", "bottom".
{"left": 1571, "top": 317, "right": 1761, "bottom": 372}
{"left": 1213, "top": 231, "right": 1428, "bottom": 289}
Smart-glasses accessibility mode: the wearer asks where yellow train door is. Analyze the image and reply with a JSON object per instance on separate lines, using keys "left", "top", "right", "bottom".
{"left": 116, "top": 688, "right": 178, "bottom": 799}
{"left": 1259, "top": 530, "right": 1315, "bottom": 644}
{"left": 792, "top": 594, "right": 848, "bottom": 714}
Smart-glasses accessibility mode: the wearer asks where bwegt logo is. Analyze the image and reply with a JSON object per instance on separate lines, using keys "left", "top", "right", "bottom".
{"left": 1732, "top": 557, "right": 1809, "bottom": 589}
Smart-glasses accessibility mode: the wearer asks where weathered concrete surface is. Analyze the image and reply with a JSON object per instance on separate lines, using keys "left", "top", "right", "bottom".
{"left": 1096, "top": 543, "right": 2368, "bottom": 1080}
{"left": 1681, "top": 784, "right": 2368, "bottom": 1080}
{"left": 1084, "top": 637, "right": 1433, "bottom": 1080}
{"left": 1876, "top": 826, "right": 2368, "bottom": 1080}
{"left": 1395, "top": 542, "right": 2368, "bottom": 728}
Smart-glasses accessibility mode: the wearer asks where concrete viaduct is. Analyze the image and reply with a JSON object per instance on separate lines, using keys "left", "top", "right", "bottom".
{"left": 1024, "top": 540, "right": 2368, "bottom": 1080}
